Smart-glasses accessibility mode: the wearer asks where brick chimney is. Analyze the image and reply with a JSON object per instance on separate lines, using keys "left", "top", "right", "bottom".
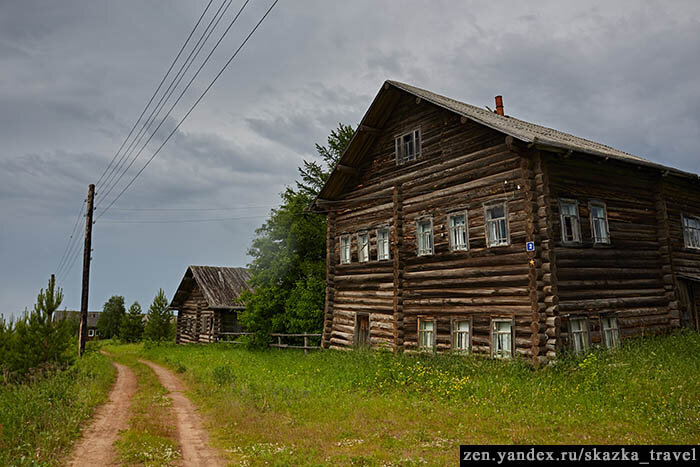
{"left": 495, "top": 95, "right": 504, "bottom": 116}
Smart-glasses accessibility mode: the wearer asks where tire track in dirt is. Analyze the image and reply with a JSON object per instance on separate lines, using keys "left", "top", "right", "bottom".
{"left": 139, "top": 359, "right": 225, "bottom": 467}
{"left": 67, "top": 362, "right": 138, "bottom": 467}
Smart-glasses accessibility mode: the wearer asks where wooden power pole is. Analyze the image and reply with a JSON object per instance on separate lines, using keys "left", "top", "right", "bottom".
{"left": 78, "top": 184, "right": 95, "bottom": 357}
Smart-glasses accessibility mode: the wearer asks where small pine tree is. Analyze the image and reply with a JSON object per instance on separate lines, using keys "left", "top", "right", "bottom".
{"left": 144, "top": 289, "right": 173, "bottom": 342}
{"left": 97, "top": 296, "right": 126, "bottom": 339}
{"left": 119, "top": 302, "right": 144, "bottom": 343}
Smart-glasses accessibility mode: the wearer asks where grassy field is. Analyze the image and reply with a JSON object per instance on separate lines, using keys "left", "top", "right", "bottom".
{"left": 107, "top": 351, "right": 181, "bottom": 466}
{"left": 0, "top": 350, "right": 115, "bottom": 466}
{"left": 111, "top": 332, "right": 699, "bottom": 466}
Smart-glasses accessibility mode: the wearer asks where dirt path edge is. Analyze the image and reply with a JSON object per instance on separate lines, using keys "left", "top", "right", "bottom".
{"left": 67, "top": 361, "right": 138, "bottom": 466}
{"left": 138, "top": 359, "right": 226, "bottom": 467}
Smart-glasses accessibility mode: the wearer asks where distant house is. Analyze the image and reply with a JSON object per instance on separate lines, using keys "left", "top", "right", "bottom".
{"left": 313, "top": 80, "right": 700, "bottom": 364}
{"left": 170, "top": 266, "right": 252, "bottom": 344}
{"left": 53, "top": 310, "right": 101, "bottom": 339}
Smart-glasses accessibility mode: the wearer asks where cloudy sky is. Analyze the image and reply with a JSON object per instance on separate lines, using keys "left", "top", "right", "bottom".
{"left": 1, "top": 0, "right": 699, "bottom": 318}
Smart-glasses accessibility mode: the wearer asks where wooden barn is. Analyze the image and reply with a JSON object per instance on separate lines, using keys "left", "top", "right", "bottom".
{"left": 171, "top": 266, "right": 251, "bottom": 344}
{"left": 314, "top": 80, "right": 700, "bottom": 364}
{"left": 53, "top": 310, "right": 101, "bottom": 340}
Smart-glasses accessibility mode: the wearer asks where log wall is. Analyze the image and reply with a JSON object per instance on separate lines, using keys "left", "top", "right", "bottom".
{"left": 327, "top": 94, "right": 532, "bottom": 356}
{"left": 547, "top": 155, "right": 672, "bottom": 343}
{"left": 663, "top": 175, "right": 700, "bottom": 329}
{"left": 175, "top": 285, "right": 216, "bottom": 344}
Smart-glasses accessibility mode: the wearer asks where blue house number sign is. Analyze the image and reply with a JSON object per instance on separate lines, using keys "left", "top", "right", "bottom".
{"left": 526, "top": 241, "right": 535, "bottom": 252}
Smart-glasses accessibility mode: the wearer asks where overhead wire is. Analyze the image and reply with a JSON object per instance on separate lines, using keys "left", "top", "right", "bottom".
{"left": 55, "top": 200, "right": 86, "bottom": 276}
{"left": 95, "top": 0, "right": 215, "bottom": 188}
{"left": 96, "top": 0, "right": 235, "bottom": 203}
{"left": 96, "top": 0, "right": 280, "bottom": 221}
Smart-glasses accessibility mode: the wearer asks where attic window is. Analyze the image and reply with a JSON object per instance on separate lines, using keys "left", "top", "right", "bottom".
{"left": 682, "top": 214, "right": 700, "bottom": 249}
{"left": 395, "top": 129, "right": 421, "bottom": 165}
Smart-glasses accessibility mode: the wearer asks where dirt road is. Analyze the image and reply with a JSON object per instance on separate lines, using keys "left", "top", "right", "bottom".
{"left": 67, "top": 362, "right": 138, "bottom": 467}
{"left": 139, "top": 359, "right": 226, "bottom": 467}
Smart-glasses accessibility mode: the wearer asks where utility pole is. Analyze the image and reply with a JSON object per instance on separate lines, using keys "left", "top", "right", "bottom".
{"left": 78, "top": 184, "right": 95, "bottom": 357}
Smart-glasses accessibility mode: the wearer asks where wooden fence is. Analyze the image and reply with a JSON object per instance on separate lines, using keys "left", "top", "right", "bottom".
{"left": 270, "top": 333, "right": 322, "bottom": 354}
{"left": 216, "top": 332, "right": 322, "bottom": 353}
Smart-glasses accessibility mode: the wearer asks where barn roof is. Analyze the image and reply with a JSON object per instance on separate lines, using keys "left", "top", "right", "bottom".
{"left": 315, "top": 80, "right": 698, "bottom": 204}
{"left": 170, "top": 266, "right": 251, "bottom": 311}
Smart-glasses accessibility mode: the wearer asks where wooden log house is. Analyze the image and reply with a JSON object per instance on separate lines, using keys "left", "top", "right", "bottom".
{"left": 313, "top": 81, "right": 700, "bottom": 364}
{"left": 171, "top": 266, "right": 251, "bottom": 344}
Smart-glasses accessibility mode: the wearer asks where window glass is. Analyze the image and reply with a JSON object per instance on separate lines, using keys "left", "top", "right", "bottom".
{"left": 340, "top": 235, "right": 351, "bottom": 264}
{"left": 591, "top": 203, "right": 610, "bottom": 244}
{"left": 377, "top": 227, "right": 390, "bottom": 260}
{"left": 358, "top": 233, "right": 369, "bottom": 262}
{"left": 560, "top": 200, "right": 581, "bottom": 243}
{"left": 449, "top": 214, "right": 468, "bottom": 250}
{"left": 486, "top": 204, "right": 508, "bottom": 247}
{"left": 419, "top": 320, "right": 434, "bottom": 349}
{"left": 453, "top": 320, "right": 470, "bottom": 352}
{"left": 417, "top": 219, "right": 433, "bottom": 255}
{"left": 601, "top": 316, "right": 619, "bottom": 349}
{"left": 569, "top": 317, "right": 589, "bottom": 354}
{"left": 493, "top": 320, "right": 512, "bottom": 358}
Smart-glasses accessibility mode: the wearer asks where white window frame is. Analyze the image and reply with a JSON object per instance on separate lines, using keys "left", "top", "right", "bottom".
{"left": 357, "top": 232, "right": 370, "bottom": 263}
{"left": 589, "top": 201, "right": 611, "bottom": 245}
{"left": 559, "top": 199, "right": 582, "bottom": 244}
{"left": 418, "top": 318, "right": 436, "bottom": 350}
{"left": 376, "top": 226, "right": 391, "bottom": 261}
{"left": 491, "top": 319, "right": 514, "bottom": 359}
{"left": 452, "top": 318, "right": 471, "bottom": 353}
{"left": 568, "top": 317, "right": 590, "bottom": 354}
{"left": 601, "top": 316, "right": 620, "bottom": 349}
{"left": 395, "top": 128, "right": 421, "bottom": 165}
{"left": 682, "top": 214, "right": 700, "bottom": 250}
{"left": 339, "top": 235, "right": 351, "bottom": 264}
{"left": 416, "top": 217, "right": 434, "bottom": 256}
{"left": 88, "top": 329, "right": 95, "bottom": 337}
{"left": 448, "top": 211, "right": 469, "bottom": 251}
{"left": 484, "top": 202, "right": 510, "bottom": 247}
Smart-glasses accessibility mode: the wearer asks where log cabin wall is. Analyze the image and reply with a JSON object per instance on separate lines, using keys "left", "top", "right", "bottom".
{"left": 546, "top": 154, "right": 672, "bottom": 345}
{"left": 174, "top": 284, "right": 215, "bottom": 344}
{"left": 662, "top": 175, "right": 700, "bottom": 329}
{"left": 327, "top": 93, "right": 534, "bottom": 356}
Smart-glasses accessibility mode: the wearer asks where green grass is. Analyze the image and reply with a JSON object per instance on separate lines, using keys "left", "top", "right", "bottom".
{"left": 0, "top": 349, "right": 115, "bottom": 466}
{"left": 104, "top": 347, "right": 181, "bottom": 467}
{"left": 109, "top": 331, "right": 700, "bottom": 466}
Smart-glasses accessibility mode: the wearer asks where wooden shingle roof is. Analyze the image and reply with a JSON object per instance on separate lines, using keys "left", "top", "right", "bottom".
{"left": 170, "top": 266, "right": 252, "bottom": 310}
{"left": 315, "top": 80, "right": 698, "bottom": 204}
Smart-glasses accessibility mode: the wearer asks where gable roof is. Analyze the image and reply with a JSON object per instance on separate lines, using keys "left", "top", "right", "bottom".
{"left": 315, "top": 80, "right": 698, "bottom": 204}
{"left": 170, "top": 266, "right": 251, "bottom": 310}
{"left": 53, "top": 310, "right": 101, "bottom": 327}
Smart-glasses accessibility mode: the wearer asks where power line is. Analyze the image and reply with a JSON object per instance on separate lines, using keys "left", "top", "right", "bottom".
{"left": 96, "top": 0, "right": 247, "bottom": 211}
{"left": 97, "top": 0, "right": 233, "bottom": 202}
{"left": 98, "top": 214, "right": 269, "bottom": 224}
{"left": 55, "top": 200, "right": 86, "bottom": 275}
{"left": 96, "top": 0, "right": 214, "bottom": 188}
{"left": 97, "top": 0, "right": 280, "bottom": 221}
{"left": 106, "top": 204, "right": 274, "bottom": 212}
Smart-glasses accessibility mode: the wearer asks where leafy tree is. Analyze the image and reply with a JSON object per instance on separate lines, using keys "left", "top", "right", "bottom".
{"left": 97, "top": 296, "right": 126, "bottom": 339}
{"left": 296, "top": 122, "right": 354, "bottom": 196}
{"left": 119, "top": 302, "right": 144, "bottom": 343}
{"left": 240, "top": 123, "right": 354, "bottom": 346}
{"left": 144, "top": 289, "right": 174, "bottom": 342}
